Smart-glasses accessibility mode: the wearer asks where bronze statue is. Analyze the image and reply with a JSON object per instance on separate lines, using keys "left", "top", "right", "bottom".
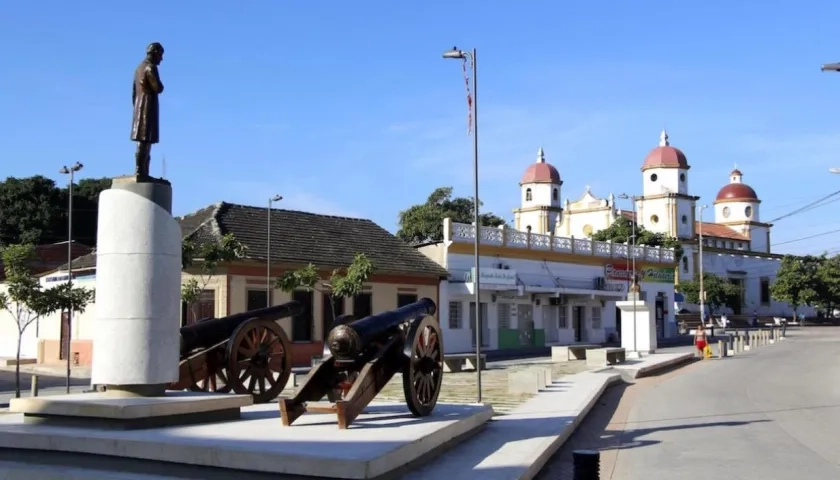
{"left": 131, "top": 42, "right": 165, "bottom": 178}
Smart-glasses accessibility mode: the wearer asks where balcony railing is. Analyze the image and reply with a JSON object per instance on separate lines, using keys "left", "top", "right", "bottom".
{"left": 442, "top": 218, "right": 676, "bottom": 264}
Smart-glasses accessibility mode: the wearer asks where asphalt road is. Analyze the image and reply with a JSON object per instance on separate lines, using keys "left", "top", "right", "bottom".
{"left": 539, "top": 328, "right": 840, "bottom": 480}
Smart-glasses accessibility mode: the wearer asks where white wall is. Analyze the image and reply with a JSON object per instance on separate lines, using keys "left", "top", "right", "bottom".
{"left": 0, "top": 284, "right": 39, "bottom": 359}
{"left": 637, "top": 197, "right": 673, "bottom": 236}
{"left": 714, "top": 200, "right": 759, "bottom": 224}
{"left": 749, "top": 225, "right": 770, "bottom": 253}
{"left": 642, "top": 167, "right": 687, "bottom": 196}
{"left": 435, "top": 252, "right": 676, "bottom": 353}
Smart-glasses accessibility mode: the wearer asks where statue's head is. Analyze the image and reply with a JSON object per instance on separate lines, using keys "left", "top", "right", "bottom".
{"left": 146, "top": 42, "right": 164, "bottom": 65}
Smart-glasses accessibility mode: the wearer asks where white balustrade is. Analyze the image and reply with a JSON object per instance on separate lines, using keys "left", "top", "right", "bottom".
{"left": 445, "top": 220, "right": 677, "bottom": 264}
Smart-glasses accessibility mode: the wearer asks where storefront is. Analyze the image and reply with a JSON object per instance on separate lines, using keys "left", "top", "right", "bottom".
{"left": 416, "top": 219, "right": 679, "bottom": 354}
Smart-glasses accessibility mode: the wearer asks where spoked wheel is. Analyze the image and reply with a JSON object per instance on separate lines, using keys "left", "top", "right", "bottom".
{"left": 227, "top": 318, "right": 293, "bottom": 403}
{"left": 189, "top": 349, "right": 232, "bottom": 393}
{"left": 402, "top": 315, "right": 444, "bottom": 416}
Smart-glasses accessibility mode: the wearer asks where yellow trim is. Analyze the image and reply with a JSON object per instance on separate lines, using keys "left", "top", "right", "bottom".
{"left": 447, "top": 242, "right": 678, "bottom": 268}
{"left": 716, "top": 220, "right": 773, "bottom": 228}
{"left": 713, "top": 198, "right": 762, "bottom": 205}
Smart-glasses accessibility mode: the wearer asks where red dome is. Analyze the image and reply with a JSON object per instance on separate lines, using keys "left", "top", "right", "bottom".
{"left": 715, "top": 183, "right": 758, "bottom": 202}
{"left": 641, "top": 129, "right": 690, "bottom": 171}
{"left": 520, "top": 148, "right": 561, "bottom": 184}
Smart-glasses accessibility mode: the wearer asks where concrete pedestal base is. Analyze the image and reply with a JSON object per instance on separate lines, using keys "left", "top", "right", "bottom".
{"left": 616, "top": 299, "right": 657, "bottom": 354}
{"left": 0, "top": 402, "right": 493, "bottom": 479}
{"left": 8, "top": 391, "right": 252, "bottom": 430}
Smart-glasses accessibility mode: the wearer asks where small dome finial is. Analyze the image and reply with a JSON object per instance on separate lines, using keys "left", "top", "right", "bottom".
{"left": 537, "top": 147, "right": 545, "bottom": 163}
{"left": 659, "top": 129, "right": 669, "bottom": 147}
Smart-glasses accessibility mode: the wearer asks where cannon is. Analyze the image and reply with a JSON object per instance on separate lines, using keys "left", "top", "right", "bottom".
{"left": 168, "top": 301, "right": 301, "bottom": 403}
{"left": 279, "top": 298, "right": 443, "bottom": 429}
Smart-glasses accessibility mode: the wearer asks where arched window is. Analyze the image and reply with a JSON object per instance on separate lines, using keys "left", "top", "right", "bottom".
{"left": 525, "top": 188, "right": 532, "bottom": 201}
{"left": 552, "top": 188, "right": 558, "bottom": 201}
{"left": 682, "top": 256, "right": 689, "bottom": 272}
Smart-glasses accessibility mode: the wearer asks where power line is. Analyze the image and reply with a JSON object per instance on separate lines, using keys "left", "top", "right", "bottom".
{"left": 773, "top": 228, "right": 840, "bottom": 247}
{"left": 768, "top": 190, "right": 840, "bottom": 223}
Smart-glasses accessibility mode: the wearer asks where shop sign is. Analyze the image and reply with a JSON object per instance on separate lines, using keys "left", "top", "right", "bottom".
{"left": 466, "top": 267, "right": 518, "bottom": 287}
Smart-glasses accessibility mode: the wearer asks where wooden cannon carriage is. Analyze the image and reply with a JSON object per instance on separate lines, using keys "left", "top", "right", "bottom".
{"left": 280, "top": 298, "right": 444, "bottom": 428}
{"left": 168, "top": 301, "right": 300, "bottom": 403}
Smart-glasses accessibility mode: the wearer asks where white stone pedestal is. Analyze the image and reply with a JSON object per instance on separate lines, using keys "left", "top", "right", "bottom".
{"left": 91, "top": 180, "right": 182, "bottom": 389}
{"left": 616, "top": 298, "right": 657, "bottom": 355}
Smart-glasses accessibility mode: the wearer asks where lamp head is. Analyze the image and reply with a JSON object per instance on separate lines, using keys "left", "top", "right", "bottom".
{"left": 443, "top": 46, "right": 465, "bottom": 59}
{"left": 72, "top": 161, "right": 84, "bottom": 172}
{"left": 59, "top": 166, "right": 69, "bottom": 174}
{"left": 617, "top": 193, "right": 629, "bottom": 199}
{"left": 830, "top": 168, "right": 840, "bottom": 174}
{"left": 822, "top": 62, "right": 840, "bottom": 72}
{"left": 269, "top": 194, "right": 283, "bottom": 202}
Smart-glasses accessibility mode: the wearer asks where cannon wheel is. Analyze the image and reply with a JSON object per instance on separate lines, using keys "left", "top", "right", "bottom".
{"left": 188, "top": 348, "right": 232, "bottom": 394}
{"left": 402, "top": 315, "right": 444, "bottom": 416}
{"left": 227, "top": 318, "right": 293, "bottom": 403}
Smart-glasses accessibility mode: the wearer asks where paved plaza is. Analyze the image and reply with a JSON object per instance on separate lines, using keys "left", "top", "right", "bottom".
{"left": 539, "top": 328, "right": 840, "bottom": 480}
{"left": 376, "top": 359, "right": 593, "bottom": 413}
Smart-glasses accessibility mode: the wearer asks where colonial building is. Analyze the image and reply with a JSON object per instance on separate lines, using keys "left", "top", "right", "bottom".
{"left": 2, "top": 203, "right": 448, "bottom": 367}
{"left": 417, "top": 218, "right": 678, "bottom": 355}
{"left": 516, "top": 129, "right": 808, "bottom": 318}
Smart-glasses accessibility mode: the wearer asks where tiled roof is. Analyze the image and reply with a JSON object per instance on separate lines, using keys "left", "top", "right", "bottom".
{"left": 696, "top": 222, "right": 748, "bottom": 241}
{"left": 59, "top": 202, "right": 449, "bottom": 278}
{"left": 621, "top": 210, "right": 747, "bottom": 241}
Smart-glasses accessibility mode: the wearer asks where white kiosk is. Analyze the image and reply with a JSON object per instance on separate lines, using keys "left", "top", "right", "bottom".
{"left": 616, "top": 283, "right": 657, "bottom": 356}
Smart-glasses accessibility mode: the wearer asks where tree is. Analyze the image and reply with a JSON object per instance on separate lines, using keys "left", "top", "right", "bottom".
{"left": 0, "top": 176, "right": 64, "bottom": 245}
{"left": 590, "top": 216, "right": 684, "bottom": 260}
{"left": 275, "top": 253, "right": 374, "bottom": 325}
{"left": 677, "top": 272, "right": 740, "bottom": 313}
{"left": 397, "top": 187, "right": 506, "bottom": 244}
{"left": 181, "top": 233, "right": 247, "bottom": 321}
{"left": 816, "top": 255, "right": 840, "bottom": 315}
{"left": 0, "top": 175, "right": 112, "bottom": 246}
{"left": 771, "top": 254, "right": 824, "bottom": 319}
{"left": 0, "top": 243, "right": 94, "bottom": 398}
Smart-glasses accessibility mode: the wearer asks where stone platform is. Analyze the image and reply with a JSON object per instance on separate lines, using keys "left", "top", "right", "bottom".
{"left": 8, "top": 391, "right": 253, "bottom": 429}
{"left": 0, "top": 401, "right": 494, "bottom": 479}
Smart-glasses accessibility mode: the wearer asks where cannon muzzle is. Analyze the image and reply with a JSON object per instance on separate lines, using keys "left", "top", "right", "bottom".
{"left": 327, "top": 297, "right": 436, "bottom": 361}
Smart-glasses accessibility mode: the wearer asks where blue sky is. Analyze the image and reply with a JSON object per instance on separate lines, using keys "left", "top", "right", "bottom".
{"left": 2, "top": 1, "right": 840, "bottom": 255}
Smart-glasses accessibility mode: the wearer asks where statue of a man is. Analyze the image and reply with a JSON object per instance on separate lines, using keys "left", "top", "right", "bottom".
{"left": 131, "top": 42, "right": 165, "bottom": 178}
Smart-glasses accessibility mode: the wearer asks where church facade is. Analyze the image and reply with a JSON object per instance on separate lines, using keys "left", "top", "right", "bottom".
{"left": 514, "top": 129, "right": 807, "bottom": 318}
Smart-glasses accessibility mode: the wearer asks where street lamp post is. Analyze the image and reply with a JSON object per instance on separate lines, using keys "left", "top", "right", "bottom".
{"left": 443, "top": 46, "right": 483, "bottom": 403}
{"left": 698, "top": 205, "right": 707, "bottom": 325}
{"left": 59, "top": 161, "right": 83, "bottom": 394}
{"left": 267, "top": 195, "right": 283, "bottom": 307}
{"left": 618, "top": 193, "right": 638, "bottom": 354}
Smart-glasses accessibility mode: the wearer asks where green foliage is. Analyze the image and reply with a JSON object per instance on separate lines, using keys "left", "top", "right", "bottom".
{"left": 677, "top": 272, "right": 740, "bottom": 311}
{"left": 397, "top": 187, "right": 506, "bottom": 244}
{"left": 0, "top": 243, "right": 94, "bottom": 398}
{"left": 770, "top": 254, "right": 840, "bottom": 315}
{"left": 276, "top": 254, "right": 375, "bottom": 318}
{"left": 180, "top": 233, "right": 248, "bottom": 317}
{"left": 590, "top": 216, "right": 684, "bottom": 260}
{"left": 0, "top": 175, "right": 112, "bottom": 246}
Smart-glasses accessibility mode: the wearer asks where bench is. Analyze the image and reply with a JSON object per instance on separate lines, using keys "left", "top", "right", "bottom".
{"left": 443, "top": 353, "right": 487, "bottom": 373}
{"left": 586, "top": 347, "right": 626, "bottom": 367}
{"left": 551, "top": 344, "right": 600, "bottom": 362}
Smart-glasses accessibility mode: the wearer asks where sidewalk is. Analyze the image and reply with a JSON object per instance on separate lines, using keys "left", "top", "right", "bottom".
{"left": 0, "top": 364, "right": 91, "bottom": 379}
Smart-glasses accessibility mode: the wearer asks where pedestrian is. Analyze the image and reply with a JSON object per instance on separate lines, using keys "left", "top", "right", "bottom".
{"left": 751, "top": 310, "right": 758, "bottom": 328}
{"left": 695, "top": 323, "right": 708, "bottom": 359}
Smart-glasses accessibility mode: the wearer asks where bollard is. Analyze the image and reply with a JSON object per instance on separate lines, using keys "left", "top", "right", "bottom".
{"left": 738, "top": 336, "right": 745, "bottom": 353}
{"left": 573, "top": 449, "right": 600, "bottom": 480}
{"left": 718, "top": 340, "right": 727, "bottom": 358}
{"left": 30, "top": 375, "right": 39, "bottom": 397}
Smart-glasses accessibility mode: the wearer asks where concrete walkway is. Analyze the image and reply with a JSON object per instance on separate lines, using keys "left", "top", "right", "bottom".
{"left": 546, "top": 329, "right": 840, "bottom": 480}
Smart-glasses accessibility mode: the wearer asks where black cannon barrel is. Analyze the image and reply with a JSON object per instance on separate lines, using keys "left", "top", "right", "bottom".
{"left": 179, "top": 301, "right": 303, "bottom": 355}
{"left": 327, "top": 297, "right": 437, "bottom": 360}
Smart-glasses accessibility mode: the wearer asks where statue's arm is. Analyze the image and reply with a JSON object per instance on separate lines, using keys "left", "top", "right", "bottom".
{"left": 132, "top": 82, "right": 136, "bottom": 105}
{"left": 147, "top": 65, "right": 164, "bottom": 94}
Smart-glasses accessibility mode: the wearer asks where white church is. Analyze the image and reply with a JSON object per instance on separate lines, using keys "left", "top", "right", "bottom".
{"left": 511, "top": 129, "right": 806, "bottom": 318}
